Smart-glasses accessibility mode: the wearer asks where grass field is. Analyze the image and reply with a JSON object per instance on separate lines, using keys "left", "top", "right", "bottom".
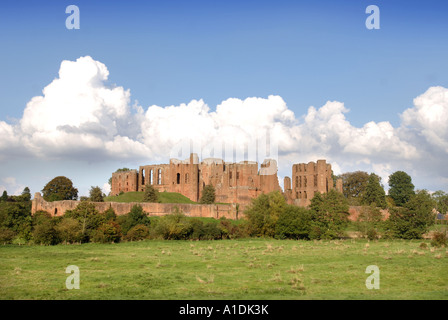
{"left": 104, "top": 191, "right": 196, "bottom": 204}
{"left": 0, "top": 238, "right": 447, "bottom": 300}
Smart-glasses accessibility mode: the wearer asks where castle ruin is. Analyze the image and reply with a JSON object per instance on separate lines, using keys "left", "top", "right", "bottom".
{"left": 111, "top": 154, "right": 343, "bottom": 206}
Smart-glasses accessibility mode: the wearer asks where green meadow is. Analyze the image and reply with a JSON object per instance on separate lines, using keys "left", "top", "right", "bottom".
{"left": 0, "top": 238, "right": 447, "bottom": 300}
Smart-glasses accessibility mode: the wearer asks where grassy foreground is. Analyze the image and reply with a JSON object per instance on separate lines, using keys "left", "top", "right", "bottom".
{"left": 0, "top": 239, "right": 447, "bottom": 300}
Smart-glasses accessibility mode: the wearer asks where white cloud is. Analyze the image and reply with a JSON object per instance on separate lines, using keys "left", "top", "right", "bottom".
{"left": 0, "top": 56, "right": 447, "bottom": 192}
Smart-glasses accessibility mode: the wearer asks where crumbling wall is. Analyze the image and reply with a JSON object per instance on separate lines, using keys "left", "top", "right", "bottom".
{"left": 32, "top": 192, "right": 240, "bottom": 219}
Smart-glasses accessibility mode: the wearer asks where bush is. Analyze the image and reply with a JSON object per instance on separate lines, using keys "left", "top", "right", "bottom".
{"left": 0, "top": 227, "right": 16, "bottom": 244}
{"left": 104, "top": 207, "right": 117, "bottom": 221}
{"left": 125, "top": 224, "right": 150, "bottom": 241}
{"left": 356, "top": 204, "right": 383, "bottom": 240}
{"left": 64, "top": 201, "right": 106, "bottom": 242}
{"left": 431, "top": 231, "right": 447, "bottom": 248}
{"left": 32, "top": 221, "right": 60, "bottom": 245}
{"left": 55, "top": 218, "right": 82, "bottom": 244}
{"left": 143, "top": 184, "right": 160, "bottom": 203}
{"left": 118, "top": 205, "right": 150, "bottom": 235}
{"left": 308, "top": 190, "right": 349, "bottom": 240}
{"left": 151, "top": 211, "right": 193, "bottom": 240}
{"left": 275, "top": 205, "right": 311, "bottom": 240}
{"left": 92, "top": 221, "right": 122, "bottom": 243}
{"left": 385, "top": 190, "right": 435, "bottom": 239}
{"left": 245, "top": 191, "right": 286, "bottom": 237}
{"left": 200, "top": 185, "right": 216, "bottom": 204}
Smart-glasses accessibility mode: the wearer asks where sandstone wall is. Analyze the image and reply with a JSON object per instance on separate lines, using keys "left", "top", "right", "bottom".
{"left": 32, "top": 192, "right": 241, "bottom": 220}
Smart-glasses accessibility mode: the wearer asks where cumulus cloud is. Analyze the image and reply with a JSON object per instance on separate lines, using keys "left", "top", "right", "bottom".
{"left": 18, "top": 56, "right": 148, "bottom": 160}
{"left": 0, "top": 56, "right": 447, "bottom": 191}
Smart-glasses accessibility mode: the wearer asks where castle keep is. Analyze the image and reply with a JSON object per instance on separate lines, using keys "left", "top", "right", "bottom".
{"left": 111, "top": 154, "right": 342, "bottom": 206}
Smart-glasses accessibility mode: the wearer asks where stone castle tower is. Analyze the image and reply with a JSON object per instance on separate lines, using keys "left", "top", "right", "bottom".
{"left": 283, "top": 160, "right": 343, "bottom": 207}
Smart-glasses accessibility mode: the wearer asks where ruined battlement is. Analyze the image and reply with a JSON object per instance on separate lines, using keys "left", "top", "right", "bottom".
{"left": 111, "top": 154, "right": 341, "bottom": 207}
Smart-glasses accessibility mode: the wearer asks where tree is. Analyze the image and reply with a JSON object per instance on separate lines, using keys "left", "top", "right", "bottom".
{"left": 385, "top": 190, "right": 435, "bottom": 239}
{"left": 363, "top": 174, "right": 386, "bottom": 208}
{"left": 89, "top": 186, "right": 104, "bottom": 202}
{"left": 42, "top": 176, "right": 78, "bottom": 202}
{"left": 55, "top": 218, "right": 82, "bottom": 244}
{"left": 388, "top": 171, "right": 415, "bottom": 206}
{"left": 309, "top": 189, "right": 350, "bottom": 239}
{"left": 92, "top": 221, "right": 122, "bottom": 243}
{"left": 143, "top": 184, "right": 160, "bottom": 203}
{"left": 356, "top": 204, "right": 384, "bottom": 240}
{"left": 1, "top": 190, "right": 7, "bottom": 202}
{"left": 244, "top": 191, "right": 286, "bottom": 237}
{"left": 64, "top": 201, "right": 105, "bottom": 242}
{"left": 340, "top": 171, "right": 370, "bottom": 205}
{"left": 20, "top": 187, "right": 31, "bottom": 202}
{"left": 275, "top": 205, "right": 311, "bottom": 239}
{"left": 118, "top": 205, "right": 150, "bottom": 235}
{"left": 200, "top": 185, "right": 216, "bottom": 204}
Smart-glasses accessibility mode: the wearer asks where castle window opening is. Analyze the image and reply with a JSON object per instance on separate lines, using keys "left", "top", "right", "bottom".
{"left": 185, "top": 173, "right": 189, "bottom": 184}
{"left": 141, "top": 169, "right": 145, "bottom": 185}
{"left": 158, "top": 169, "right": 162, "bottom": 184}
{"left": 177, "top": 173, "right": 180, "bottom": 184}
{"left": 314, "top": 175, "right": 318, "bottom": 187}
{"left": 295, "top": 176, "right": 298, "bottom": 188}
{"left": 304, "top": 177, "right": 307, "bottom": 187}
{"left": 150, "top": 169, "right": 153, "bottom": 185}
{"left": 236, "top": 172, "right": 240, "bottom": 179}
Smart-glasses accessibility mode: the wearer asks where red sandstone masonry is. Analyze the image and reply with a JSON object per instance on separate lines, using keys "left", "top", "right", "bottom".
{"left": 32, "top": 192, "right": 242, "bottom": 220}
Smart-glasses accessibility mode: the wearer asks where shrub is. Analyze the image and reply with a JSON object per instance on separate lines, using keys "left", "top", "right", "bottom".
{"left": 384, "top": 190, "right": 436, "bottom": 239}
{"left": 275, "top": 205, "right": 311, "bottom": 240}
{"left": 89, "top": 186, "right": 104, "bottom": 202}
{"left": 200, "top": 185, "right": 216, "bottom": 204}
{"left": 118, "top": 205, "right": 151, "bottom": 235}
{"left": 64, "top": 201, "right": 106, "bottom": 242}
{"left": 104, "top": 207, "right": 117, "bottom": 221}
{"left": 431, "top": 231, "right": 447, "bottom": 248}
{"left": 143, "top": 184, "right": 160, "bottom": 203}
{"left": 55, "top": 218, "right": 82, "bottom": 244}
{"left": 309, "top": 190, "right": 349, "bottom": 240}
{"left": 125, "top": 224, "right": 150, "bottom": 241}
{"left": 152, "top": 211, "right": 193, "bottom": 240}
{"left": 245, "top": 191, "right": 286, "bottom": 237}
{"left": 356, "top": 204, "right": 383, "bottom": 240}
{"left": 32, "top": 221, "right": 60, "bottom": 245}
{"left": 92, "top": 221, "right": 122, "bottom": 243}
{"left": 0, "top": 228, "right": 16, "bottom": 244}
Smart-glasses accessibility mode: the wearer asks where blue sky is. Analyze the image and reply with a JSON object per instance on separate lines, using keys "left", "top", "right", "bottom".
{"left": 0, "top": 0, "right": 447, "bottom": 197}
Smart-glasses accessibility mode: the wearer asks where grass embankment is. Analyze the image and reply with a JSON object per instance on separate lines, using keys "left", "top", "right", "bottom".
{"left": 0, "top": 239, "right": 447, "bottom": 300}
{"left": 104, "top": 191, "right": 196, "bottom": 204}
